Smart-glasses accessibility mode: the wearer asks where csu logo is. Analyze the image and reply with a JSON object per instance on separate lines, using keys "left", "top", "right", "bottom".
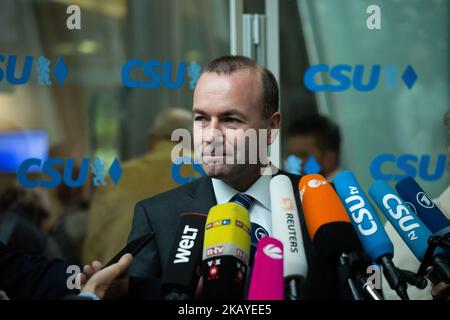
{"left": 17, "top": 157, "right": 122, "bottom": 189}
{"left": 303, "top": 64, "right": 417, "bottom": 92}
{"left": 121, "top": 60, "right": 202, "bottom": 90}
{"left": 370, "top": 154, "right": 446, "bottom": 181}
{"left": 0, "top": 55, "right": 68, "bottom": 85}
{"left": 171, "top": 156, "right": 205, "bottom": 185}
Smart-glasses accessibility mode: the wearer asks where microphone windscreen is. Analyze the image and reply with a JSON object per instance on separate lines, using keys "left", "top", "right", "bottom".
{"left": 161, "top": 212, "right": 207, "bottom": 298}
{"left": 396, "top": 176, "right": 450, "bottom": 235}
{"left": 247, "top": 237, "right": 284, "bottom": 300}
{"left": 334, "top": 170, "right": 394, "bottom": 262}
{"left": 270, "top": 174, "right": 307, "bottom": 280}
{"left": 298, "top": 174, "right": 361, "bottom": 261}
{"left": 369, "top": 180, "right": 442, "bottom": 261}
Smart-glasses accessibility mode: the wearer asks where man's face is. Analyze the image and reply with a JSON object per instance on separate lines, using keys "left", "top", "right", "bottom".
{"left": 192, "top": 70, "right": 270, "bottom": 180}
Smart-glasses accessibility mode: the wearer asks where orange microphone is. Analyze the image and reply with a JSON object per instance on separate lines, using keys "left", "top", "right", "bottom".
{"left": 298, "top": 174, "right": 377, "bottom": 300}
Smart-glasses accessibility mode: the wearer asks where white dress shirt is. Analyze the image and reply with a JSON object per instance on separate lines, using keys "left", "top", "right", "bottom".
{"left": 211, "top": 175, "right": 272, "bottom": 236}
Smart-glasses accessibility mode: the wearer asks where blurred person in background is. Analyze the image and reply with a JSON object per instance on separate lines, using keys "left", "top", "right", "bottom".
{"left": 383, "top": 110, "right": 450, "bottom": 300}
{"left": 0, "top": 185, "right": 62, "bottom": 259}
{"left": 285, "top": 113, "right": 341, "bottom": 181}
{"left": 83, "top": 108, "right": 196, "bottom": 264}
{"left": 49, "top": 167, "right": 90, "bottom": 264}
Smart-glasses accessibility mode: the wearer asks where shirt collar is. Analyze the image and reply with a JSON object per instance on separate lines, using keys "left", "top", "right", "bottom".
{"left": 211, "top": 174, "right": 271, "bottom": 211}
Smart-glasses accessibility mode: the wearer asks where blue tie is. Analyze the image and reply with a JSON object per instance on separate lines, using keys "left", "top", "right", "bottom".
{"left": 230, "top": 193, "right": 255, "bottom": 210}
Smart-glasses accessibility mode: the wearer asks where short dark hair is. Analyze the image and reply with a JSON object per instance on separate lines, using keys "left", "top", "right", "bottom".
{"left": 203, "top": 55, "right": 279, "bottom": 119}
{"left": 288, "top": 114, "right": 341, "bottom": 156}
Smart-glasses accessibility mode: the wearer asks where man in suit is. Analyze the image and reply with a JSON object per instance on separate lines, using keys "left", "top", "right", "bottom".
{"left": 127, "top": 55, "right": 341, "bottom": 299}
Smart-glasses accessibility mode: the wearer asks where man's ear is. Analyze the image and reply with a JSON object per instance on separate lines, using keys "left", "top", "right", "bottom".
{"left": 267, "top": 112, "right": 281, "bottom": 145}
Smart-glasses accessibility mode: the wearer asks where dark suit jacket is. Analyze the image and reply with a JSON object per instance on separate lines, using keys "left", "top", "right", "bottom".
{"left": 0, "top": 242, "right": 79, "bottom": 299}
{"left": 127, "top": 172, "right": 342, "bottom": 299}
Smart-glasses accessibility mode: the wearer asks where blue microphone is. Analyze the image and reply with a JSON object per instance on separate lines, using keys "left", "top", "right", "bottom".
{"left": 334, "top": 171, "right": 408, "bottom": 299}
{"left": 369, "top": 180, "right": 450, "bottom": 284}
{"left": 396, "top": 177, "right": 450, "bottom": 236}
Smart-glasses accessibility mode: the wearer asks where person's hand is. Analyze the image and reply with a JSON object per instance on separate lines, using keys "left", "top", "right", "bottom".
{"left": 431, "top": 282, "right": 450, "bottom": 300}
{"left": 78, "top": 254, "right": 133, "bottom": 300}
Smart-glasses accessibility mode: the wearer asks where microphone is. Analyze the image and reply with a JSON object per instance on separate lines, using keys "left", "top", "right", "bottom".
{"left": 247, "top": 237, "right": 284, "bottom": 300}
{"left": 369, "top": 180, "right": 450, "bottom": 284}
{"left": 202, "top": 202, "right": 251, "bottom": 300}
{"left": 396, "top": 177, "right": 450, "bottom": 236}
{"left": 270, "top": 174, "right": 307, "bottom": 300}
{"left": 161, "top": 212, "right": 207, "bottom": 300}
{"left": 299, "top": 174, "right": 380, "bottom": 300}
{"left": 334, "top": 171, "right": 409, "bottom": 300}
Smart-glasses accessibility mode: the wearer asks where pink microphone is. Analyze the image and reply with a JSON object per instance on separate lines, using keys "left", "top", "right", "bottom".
{"left": 247, "top": 237, "right": 284, "bottom": 300}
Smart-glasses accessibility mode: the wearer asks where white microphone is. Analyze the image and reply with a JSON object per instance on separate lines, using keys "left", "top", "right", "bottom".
{"left": 270, "top": 174, "right": 308, "bottom": 299}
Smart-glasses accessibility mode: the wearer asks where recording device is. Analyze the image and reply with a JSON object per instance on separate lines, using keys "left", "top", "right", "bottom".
{"left": 161, "top": 213, "right": 207, "bottom": 300}
{"left": 202, "top": 203, "right": 251, "bottom": 300}
{"left": 270, "top": 174, "right": 307, "bottom": 300}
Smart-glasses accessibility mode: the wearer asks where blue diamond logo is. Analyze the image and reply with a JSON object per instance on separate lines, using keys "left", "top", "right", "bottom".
{"left": 53, "top": 58, "right": 68, "bottom": 85}
{"left": 401, "top": 65, "right": 417, "bottom": 90}
{"left": 304, "top": 155, "right": 321, "bottom": 174}
{"left": 108, "top": 158, "right": 122, "bottom": 186}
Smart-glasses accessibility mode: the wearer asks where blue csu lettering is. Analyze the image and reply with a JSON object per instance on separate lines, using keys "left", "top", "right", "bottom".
{"left": 0, "top": 54, "right": 68, "bottom": 85}
{"left": 122, "top": 60, "right": 187, "bottom": 89}
{"left": 303, "top": 64, "right": 417, "bottom": 92}
{"left": 18, "top": 158, "right": 89, "bottom": 188}
{"left": 171, "top": 157, "right": 205, "bottom": 185}
{"left": 0, "top": 55, "right": 33, "bottom": 85}
{"left": 17, "top": 157, "right": 121, "bottom": 188}
{"left": 304, "top": 64, "right": 381, "bottom": 92}
{"left": 370, "top": 154, "right": 446, "bottom": 181}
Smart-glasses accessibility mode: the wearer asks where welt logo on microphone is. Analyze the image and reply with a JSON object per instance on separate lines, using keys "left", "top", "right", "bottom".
{"left": 16, "top": 157, "right": 122, "bottom": 189}
{"left": 121, "top": 59, "right": 202, "bottom": 90}
{"left": 370, "top": 153, "right": 446, "bottom": 181}
{"left": 303, "top": 64, "right": 418, "bottom": 92}
{"left": 0, "top": 54, "right": 69, "bottom": 86}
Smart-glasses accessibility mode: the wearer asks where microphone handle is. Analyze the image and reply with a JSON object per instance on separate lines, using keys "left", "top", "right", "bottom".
{"left": 379, "top": 255, "right": 409, "bottom": 300}
{"left": 338, "top": 253, "right": 366, "bottom": 300}
{"left": 285, "top": 277, "right": 302, "bottom": 300}
{"left": 362, "top": 281, "right": 384, "bottom": 300}
{"left": 432, "top": 255, "right": 450, "bottom": 284}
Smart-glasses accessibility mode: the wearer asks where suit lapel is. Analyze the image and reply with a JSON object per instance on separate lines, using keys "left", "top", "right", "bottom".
{"left": 183, "top": 176, "right": 217, "bottom": 214}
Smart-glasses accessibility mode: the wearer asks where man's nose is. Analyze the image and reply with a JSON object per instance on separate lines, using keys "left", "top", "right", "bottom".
{"left": 203, "top": 118, "right": 223, "bottom": 143}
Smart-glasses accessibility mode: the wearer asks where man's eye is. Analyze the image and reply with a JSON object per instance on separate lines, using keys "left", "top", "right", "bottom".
{"left": 194, "top": 116, "right": 205, "bottom": 121}
{"left": 225, "top": 117, "right": 241, "bottom": 123}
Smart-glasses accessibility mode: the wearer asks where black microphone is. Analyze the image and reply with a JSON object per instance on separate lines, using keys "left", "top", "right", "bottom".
{"left": 161, "top": 212, "right": 207, "bottom": 300}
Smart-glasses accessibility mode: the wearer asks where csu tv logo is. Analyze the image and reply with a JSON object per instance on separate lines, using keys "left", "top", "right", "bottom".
{"left": 304, "top": 64, "right": 417, "bottom": 92}
{"left": 370, "top": 154, "right": 446, "bottom": 182}
{"left": 17, "top": 157, "right": 122, "bottom": 189}
{"left": 0, "top": 55, "right": 68, "bottom": 85}
{"left": 121, "top": 60, "right": 202, "bottom": 90}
